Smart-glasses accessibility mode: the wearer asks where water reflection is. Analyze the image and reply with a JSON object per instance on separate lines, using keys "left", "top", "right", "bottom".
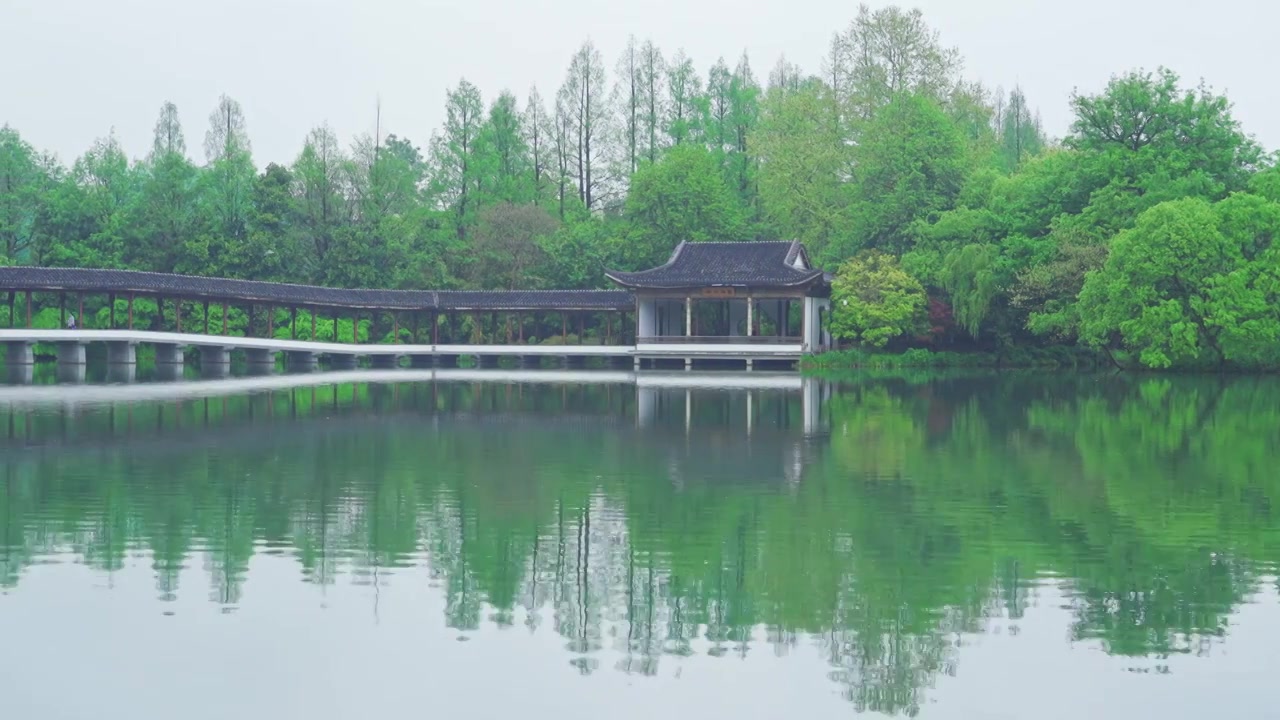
{"left": 1, "top": 372, "right": 1279, "bottom": 716}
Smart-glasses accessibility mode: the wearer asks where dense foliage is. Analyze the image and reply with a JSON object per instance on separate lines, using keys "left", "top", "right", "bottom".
{"left": 1, "top": 4, "right": 1275, "bottom": 368}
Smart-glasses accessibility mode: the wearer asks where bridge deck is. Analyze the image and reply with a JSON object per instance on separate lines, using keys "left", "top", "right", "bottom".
{"left": 0, "top": 329, "right": 805, "bottom": 359}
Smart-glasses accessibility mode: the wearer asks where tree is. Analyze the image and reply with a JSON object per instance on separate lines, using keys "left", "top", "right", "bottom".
{"left": 203, "top": 95, "right": 251, "bottom": 163}
{"left": 1078, "top": 198, "right": 1241, "bottom": 368}
{"left": 481, "top": 91, "right": 531, "bottom": 203}
{"left": 523, "top": 88, "right": 553, "bottom": 207}
{"left": 831, "top": 4, "right": 962, "bottom": 122}
{"left": 939, "top": 243, "right": 1001, "bottom": 339}
{"left": 637, "top": 40, "right": 665, "bottom": 164}
{"left": 622, "top": 144, "right": 746, "bottom": 268}
{"left": 996, "top": 86, "right": 1045, "bottom": 172}
{"left": 665, "top": 50, "right": 704, "bottom": 145}
{"left": 752, "top": 81, "right": 849, "bottom": 257}
{"left": 470, "top": 203, "right": 559, "bottom": 290}
{"left": 428, "top": 79, "right": 485, "bottom": 240}
{"left": 839, "top": 94, "right": 970, "bottom": 259}
{"left": 0, "top": 127, "right": 52, "bottom": 263}
{"left": 151, "top": 102, "right": 187, "bottom": 159}
{"left": 292, "top": 123, "right": 349, "bottom": 281}
{"left": 131, "top": 105, "right": 200, "bottom": 272}
{"left": 613, "top": 36, "right": 643, "bottom": 177}
{"left": 559, "top": 42, "right": 611, "bottom": 210}
{"left": 1067, "top": 67, "right": 1263, "bottom": 232}
{"left": 829, "top": 250, "right": 927, "bottom": 347}
{"left": 727, "top": 53, "right": 762, "bottom": 207}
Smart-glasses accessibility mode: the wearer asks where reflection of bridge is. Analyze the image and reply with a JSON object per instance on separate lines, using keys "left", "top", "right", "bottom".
{"left": 0, "top": 369, "right": 830, "bottom": 438}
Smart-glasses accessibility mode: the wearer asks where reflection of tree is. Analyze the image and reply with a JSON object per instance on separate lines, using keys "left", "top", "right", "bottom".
{"left": 2, "top": 376, "right": 1279, "bottom": 715}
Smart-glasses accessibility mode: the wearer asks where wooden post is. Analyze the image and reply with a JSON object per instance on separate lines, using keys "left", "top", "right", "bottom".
{"left": 7, "top": 292, "right": 13, "bottom": 328}
{"left": 518, "top": 313, "right": 524, "bottom": 343}
{"left": 60, "top": 293, "right": 66, "bottom": 328}
{"left": 175, "top": 299, "right": 181, "bottom": 332}
{"left": 267, "top": 306, "right": 273, "bottom": 337}
{"left": 26, "top": 290, "right": 33, "bottom": 328}
{"left": 203, "top": 302, "right": 210, "bottom": 334}
{"left": 221, "top": 303, "right": 227, "bottom": 335}
{"left": 333, "top": 313, "right": 338, "bottom": 342}
{"left": 578, "top": 313, "right": 584, "bottom": 345}
{"left": 247, "top": 304, "right": 255, "bottom": 337}
{"left": 606, "top": 313, "right": 611, "bottom": 344}
{"left": 290, "top": 307, "right": 297, "bottom": 339}
{"left": 561, "top": 313, "right": 566, "bottom": 342}
{"left": 411, "top": 312, "right": 419, "bottom": 344}
{"left": 78, "top": 294, "right": 84, "bottom": 329}
{"left": 392, "top": 312, "right": 399, "bottom": 344}
{"left": 432, "top": 311, "right": 439, "bottom": 345}
{"left": 685, "top": 297, "right": 692, "bottom": 337}
{"left": 311, "top": 310, "right": 316, "bottom": 340}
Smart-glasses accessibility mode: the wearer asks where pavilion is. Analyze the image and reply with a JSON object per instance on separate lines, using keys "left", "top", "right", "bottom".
{"left": 606, "top": 240, "right": 833, "bottom": 365}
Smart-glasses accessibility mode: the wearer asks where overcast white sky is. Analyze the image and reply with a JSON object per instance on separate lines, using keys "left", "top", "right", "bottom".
{"left": 2, "top": 0, "right": 1275, "bottom": 166}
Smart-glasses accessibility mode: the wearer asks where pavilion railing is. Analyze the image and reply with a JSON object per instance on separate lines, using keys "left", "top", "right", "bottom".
{"left": 637, "top": 336, "right": 801, "bottom": 345}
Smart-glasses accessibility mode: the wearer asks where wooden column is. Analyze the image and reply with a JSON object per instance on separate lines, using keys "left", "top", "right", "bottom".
{"left": 267, "top": 306, "right": 274, "bottom": 337}
{"left": 432, "top": 311, "right": 439, "bottom": 344}
{"left": 7, "top": 292, "right": 13, "bottom": 328}
{"left": 26, "top": 290, "right": 33, "bottom": 328}
{"left": 175, "top": 299, "right": 182, "bottom": 332}
{"left": 333, "top": 313, "right": 338, "bottom": 342}
{"left": 78, "top": 294, "right": 84, "bottom": 329}
{"left": 393, "top": 312, "right": 399, "bottom": 344}
{"left": 411, "top": 312, "right": 419, "bottom": 344}
{"left": 290, "top": 307, "right": 297, "bottom": 339}
{"left": 746, "top": 295, "right": 753, "bottom": 337}
{"left": 311, "top": 310, "right": 316, "bottom": 341}
{"left": 561, "top": 313, "right": 566, "bottom": 342}
{"left": 127, "top": 293, "right": 134, "bottom": 329}
{"left": 221, "top": 303, "right": 227, "bottom": 335}
{"left": 518, "top": 313, "right": 524, "bottom": 343}
{"left": 60, "top": 293, "right": 66, "bottom": 328}
{"left": 203, "top": 302, "right": 210, "bottom": 334}
{"left": 685, "top": 297, "right": 692, "bottom": 337}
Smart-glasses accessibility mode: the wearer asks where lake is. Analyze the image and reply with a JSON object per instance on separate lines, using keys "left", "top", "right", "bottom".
{"left": 1, "top": 369, "right": 1277, "bottom": 719}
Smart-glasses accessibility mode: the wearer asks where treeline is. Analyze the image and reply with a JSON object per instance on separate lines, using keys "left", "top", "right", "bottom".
{"left": 2, "top": 4, "right": 1276, "bottom": 368}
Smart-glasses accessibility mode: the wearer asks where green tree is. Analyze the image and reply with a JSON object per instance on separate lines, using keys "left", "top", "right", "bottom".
{"left": 1078, "top": 198, "right": 1240, "bottom": 368}
{"left": 752, "top": 81, "right": 849, "bottom": 258}
{"left": 837, "top": 94, "right": 970, "bottom": 259}
{"left": 828, "top": 250, "right": 927, "bottom": 347}
{"left": 622, "top": 144, "right": 746, "bottom": 267}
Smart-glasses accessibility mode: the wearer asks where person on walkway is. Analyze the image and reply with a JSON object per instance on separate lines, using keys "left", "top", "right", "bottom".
{"left": 66, "top": 313, "right": 76, "bottom": 330}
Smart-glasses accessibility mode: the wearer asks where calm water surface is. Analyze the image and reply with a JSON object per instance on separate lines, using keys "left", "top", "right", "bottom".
{"left": 1, "top": 370, "right": 1278, "bottom": 719}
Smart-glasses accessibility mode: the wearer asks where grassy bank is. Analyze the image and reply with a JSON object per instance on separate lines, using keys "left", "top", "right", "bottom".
{"left": 802, "top": 346, "right": 1106, "bottom": 371}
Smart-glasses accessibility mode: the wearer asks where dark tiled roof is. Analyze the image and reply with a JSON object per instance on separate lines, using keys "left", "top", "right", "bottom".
{"left": 0, "top": 266, "right": 633, "bottom": 312}
{"left": 604, "top": 241, "right": 825, "bottom": 289}
{"left": 437, "top": 290, "right": 632, "bottom": 311}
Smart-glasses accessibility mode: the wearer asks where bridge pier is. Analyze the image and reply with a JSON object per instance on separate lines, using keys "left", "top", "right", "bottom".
{"left": 106, "top": 341, "right": 136, "bottom": 366}
{"left": 106, "top": 363, "right": 136, "bottom": 384}
{"left": 154, "top": 343, "right": 185, "bottom": 366}
{"left": 56, "top": 362, "right": 87, "bottom": 384}
{"left": 286, "top": 351, "right": 318, "bottom": 372}
{"left": 246, "top": 348, "right": 277, "bottom": 374}
{"left": 154, "top": 363, "right": 184, "bottom": 382}
{"left": 56, "top": 341, "right": 87, "bottom": 367}
{"left": 328, "top": 354, "right": 358, "bottom": 370}
{"left": 370, "top": 354, "right": 401, "bottom": 369}
{"left": 198, "top": 346, "right": 231, "bottom": 378}
{"left": 7, "top": 364, "right": 33, "bottom": 385}
{"left": 4, "top": 340, "right": 34, "bottom": 367}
